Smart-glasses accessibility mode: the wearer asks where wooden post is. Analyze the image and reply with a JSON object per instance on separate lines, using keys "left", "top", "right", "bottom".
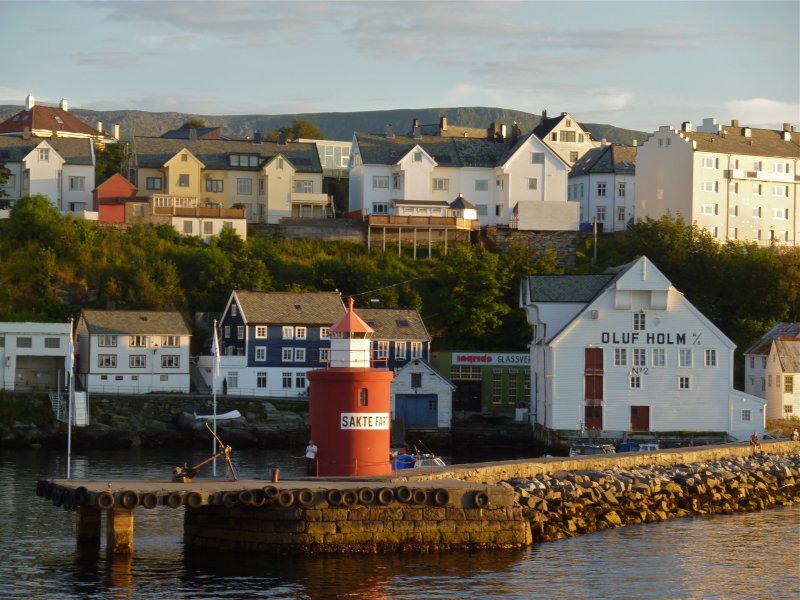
{"left": 76, "top": 506, "right": 102, "bottom": 551}
{"left": 106, "top": 508, "right": 135, "bottom": 555}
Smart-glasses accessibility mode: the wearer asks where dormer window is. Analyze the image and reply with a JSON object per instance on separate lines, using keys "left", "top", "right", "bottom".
{"left": 413, "top": 151, "right": 423, "bottom": 162}
{"left": 38, "top": 148, "right": 49, "bottom": 161}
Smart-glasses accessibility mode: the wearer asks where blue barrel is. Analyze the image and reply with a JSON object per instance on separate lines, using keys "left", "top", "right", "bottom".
{"left": 392, "top": 454, "right": 416, "bottom": 470}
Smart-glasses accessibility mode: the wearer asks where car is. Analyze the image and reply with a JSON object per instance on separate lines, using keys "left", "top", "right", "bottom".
{"left": 569, "top": 444, "right": 616, "bottom": 457}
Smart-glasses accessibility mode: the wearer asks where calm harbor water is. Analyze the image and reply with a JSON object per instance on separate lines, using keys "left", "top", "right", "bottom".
{"left": 2, "top": 447, "right": 799, "bottom": 600}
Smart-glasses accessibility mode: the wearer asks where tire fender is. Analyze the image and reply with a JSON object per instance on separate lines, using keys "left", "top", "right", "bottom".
{"left": 341, "top": 490, "right": 358, "bottom": 507}
{"left": 141, "top": 492, "right": 158, "bottom": 509}
{"left": 296, "top": 488, "right": 315, "bottom": 508}
{"left": 97, "top": 491, "right": 115, "bottom": 510}
{"left": 120, "top": 490, "right": 139, "bottom": 510}
{"left": 395, "top": 486, "right": 412, "bottom": 503}
{"left": 377, "top": 487, "right": 394, "bottom": 506}
{"left": 474, "top": 490, "right": 490, "bottom": 508}
{"left": 186, "top": 492, "right": 204, "bottom": 509}
{"left": 326, "top": 489, "right": 343, "bottom": 507}
{"left": 411, "top": 488, "right": 428, "bottom": 505}
{"left": 277, "top": 490, "right": 295, "bottom": 508}
{"left": 166, "top": 492, "right": 183, "bottom": 509}
{"left": 433, "top": 488, "right": 450, "bottom": 507}
{"left": 357, "top": 487, "right": 375, "bottom": 505}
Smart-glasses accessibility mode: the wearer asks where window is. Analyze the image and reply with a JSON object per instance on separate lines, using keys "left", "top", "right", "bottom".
{"left": 451, "top": 366, "right": 482, "bottom": 380}
{"left": 700, "top": 204, "right": 718, "bottom": 215}
{"left": 729, "top": 182, "right": 738, "bottom": 194}
{"left": 772, "top": 209, "right": 789, "bottom": 222}
{"left": 372, "top": 203, "right": 388, "bottom": 214}
{"left": 203, "top": 221, "right": 213, "bottom": 235}
{"left": 38, "top": 148, "right": 49, "bottom": 161}
{"left": 531, "top": 153, "right": 544, "bottom": 164}
{"left": 597, "top": 182, "right": 606, "bottom": 197}
{"left": 44, "top": 337, "right": 60, "bottom": 348}
{"left": 753, "top": 206, "right": 762, "bottom": 219}
{"left": 704, "top": 349, "right": 717, "bottom": 367}
{"left": 395, "top": 341, "right": 407, "bottom": 360}
{"left": 786, "top": 376, "right": 795, "bottom": 393}
{"left": 678, "top": 376, "right": 690, "bottom": 390}
{"left": 679, "top": 349, "right": 692, "bottom": 367}
{"left": 98, "top": 335, "right": 117, "bottom": 347}
{"left": 224, "top": 326, "right": 231, "bottom": 338}
{"left": 528, "top": 178, "right": 538, "bottom": 191}
{"left": 785, "top": 405, "right": 794, "bottom": 415}
{"left": 729, "top": 205, "right": 738, "bottom": 217}
{"left": 206, "top": 179, "right": 223, "bottom": 193}
{"left": 411, "top": 372, "right": 422, "bottom": 388}
{"left": 652, "top": 348, "right": 665, "bottom": 367}
{"left": 476, "top": 204, "right": 488, "bottom": 216}
{"left": 178, "top": 174, "right": 189, "bottom": 187}
{"left": 410, "top": 341, "right": 422, "bottom": 358}
{"left": 320, "top": 327, "right": 330, "bottom": 340}
{"left": 701, "top": 157, "right": 718, "bottom": 169}
{"left": 255, "top": 346, "right": 266, "bottom": 361}
{"left": 475, "top": 180, "right": 488, "bottom": 191}
{"left": 294, "top": 348, "right": 306, "bottom": 362}
{"left": 282, "top": 372, "right": 292, "bottom": 388}
{"left": 633, "top": 312, "right": 646, "bottom": 331}
{"left": 129, "top": 335, "right": 146, "bottom": 348}
{"left": 630, "top": 375, "right": 641, "bottom": 389}
{"left": 183, "top": 221, "right": 193, "bottom": 234}
{"left": 15, "top": 336, "right": 32, "bottom": 348}
{"left": 359, "top": 389, "right": 368, "bottom": 406}
{"left": 69, "top": 176, "right": 85, "bottom": 191}
{"left": 492, "top": 370, "right": 503, "bottom": 403}
{"left": 617, "top": 182, "right": 626, "bottom": 197}
{"left": 753, "top": 160, "right": 763, "bottom": 171}
{"left": 749, "top": 356, "right": 755, "bottom": 368}
{"left": 377, "top": 341, "right": 389, "bottom": 359}
{"left": 508, "top": 369, "right": 518, "bottom": 404}
{"left": 161, "top": 355, "right": 179, "bottom": 368}
{"left": 432, "top": 178, "right": 449, "bottom": 192}
{"left": 282, "top": 348, "right": 293, "bottom": 362}
{"left": 633, "top": 348, "right": 647, "bottom": 367}
{"left": 596, "top": 206, "right": 606, "bottom": 221}
{"left": 319, "top": 348, "right": 330, "bottom": 363}
{"left": 295, "top": 327, "right": 307, "bottom": 340}
{"left": 278, "top": 159, "right": 284, "bottom": 170}
{"left": 569, "top": 151, "right": 579, "bottom": 162}
{"left": 237, "top": 178, "right": 252, "bottom": 195}
{"left": 294, "top": 180, "right": 313, "bottom": 193}
{"left": 753, "top": 183, "right": 762, "bottom": 196}
{"left": 372, "top": 176, "right": 389, "bottom": 189}
{"left": 614, "top": 348, "right": 627, "bottom": 367}
{"left": 237, "top": 326, "right": 244, "bottom": 340}
{"left": 130, "top": 355, "right": 146, "bottom": 368}
{"left": 702, "top": 181, "right": 718, "bottom": 192}
{"left": 255, "top": 326, "right": 267, "bottom": 339}
{"left": 257, "top": 372, "right": 267, "bottom": 388}
{"left": 741, "top": 409, "right": 751, "bottom": 422}
{"left": 413, "top": 151, "right": 423, "bottom": 162}
{"left": 560, "top": 130, "right": 576, "bottom": 142}
{"left": 774, "top": 162, "right": 789, "bottom": 174}
{"left": 98, "top": 354, "right": 117, "bottom": 368}
{"left": 146, "top": 177, "right": 162, "bottom": 190}
{"left": 617, "top": 206, "right": 626, "bottom": 222}
{"left": 282, "top": 326, "right": 294, "bottom": 339}
{"left": 773, "top": 186, "right": 788, "bottom": 197}
{"left": 762, "top": 357, "right": 767, "bottom": 368}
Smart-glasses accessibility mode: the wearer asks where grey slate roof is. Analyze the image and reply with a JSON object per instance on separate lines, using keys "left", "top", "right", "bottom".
{"left": 744, "top": 322, "right": 800, "bottom": 355}
{"left": 0, "top": 136, "right": 94, "bottom": 165}
{"left": 681, "top": 126, "right": 800, "bottom": 158}
{"left": 357, "top": 308, "right": 431, "bottom": 342}
{"left": 570, "top": 144, "right": 637, "bottom": 177}
{"left": 775, "top": 339, "right": 800, "bottom": 373}
{"left": 449, "top": 194, "right": 476, "bottom": 210}
{"left": 354, "top": 132, "right": 534, "bottom": 169}
{"left": 522, "top": 272, "right": 619, "bottom": 303}
{"left": 234, "top": 291, "right": 345, "bottom": 325}
{"left": 131, "top": 137, "right": 322, "bottom": 173}
{"left": 80, "top": 310, "right": 191, "bottom": 335}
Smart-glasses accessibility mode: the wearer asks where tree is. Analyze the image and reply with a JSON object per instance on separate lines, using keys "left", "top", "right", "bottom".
{"left": 180, "top": 118, "right": 208, "bottom": 129}
{"left": 95, "top": 142, "right": 127, "bottom": 185}
{"left": 267, "top": 117, "right": 325, "bottom": 142}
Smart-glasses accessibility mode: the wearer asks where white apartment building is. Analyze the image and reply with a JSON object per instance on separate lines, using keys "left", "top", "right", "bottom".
{"left": 75, "top": 310, "right": 192, "bottom": 394}
{"left": 349, "top": 129, "right": 578, "bottom": 231}
{"left": 636, "top": 118, "right": 799, "bottom": 246}
{"left": 520, "top": 256, "right": 765, "bottom": 441}
{"left": 569, "top": 143, "right": 637, "bottom": 232}
{"left": 743, "top": 323, "right": 800, "bottom": 420}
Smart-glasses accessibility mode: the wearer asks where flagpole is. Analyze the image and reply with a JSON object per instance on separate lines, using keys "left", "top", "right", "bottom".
{"left": 212, "top": 320, "right": 219, "bottom": 478}
{"left": 66, "top": 318, "right": 74, "bottom": 480}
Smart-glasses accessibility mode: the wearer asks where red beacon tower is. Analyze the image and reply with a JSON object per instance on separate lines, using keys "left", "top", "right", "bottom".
{"left": 307, "top": 297, "right": 394, "bottom": 476}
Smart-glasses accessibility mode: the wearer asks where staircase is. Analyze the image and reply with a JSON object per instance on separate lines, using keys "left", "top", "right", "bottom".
{"left": 48, "top": 391, "right": 89, "bottom": 426}
{"left": 48, "top": 392, "right": 67, "bottom": 423}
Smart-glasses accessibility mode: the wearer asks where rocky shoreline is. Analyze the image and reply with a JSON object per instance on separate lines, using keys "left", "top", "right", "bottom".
{"left": 506, "top": 451, "right": 800, "bottom": 542}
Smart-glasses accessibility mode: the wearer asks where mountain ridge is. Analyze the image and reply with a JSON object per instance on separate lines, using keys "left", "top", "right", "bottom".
{"left": 0, "top": 104, "right": 649, "bottom": 146}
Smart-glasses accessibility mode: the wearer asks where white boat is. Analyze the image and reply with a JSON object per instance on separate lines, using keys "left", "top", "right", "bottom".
{"left": 414, "top": 453, "right": 446, "bottom": 468}
{"left": 193, "top": 409, "right": 242, "bottom": 421}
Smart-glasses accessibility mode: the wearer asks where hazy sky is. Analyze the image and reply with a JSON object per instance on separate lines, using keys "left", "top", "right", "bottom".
{"left": 1, "top": 0, "right": 797, "bottom": 134}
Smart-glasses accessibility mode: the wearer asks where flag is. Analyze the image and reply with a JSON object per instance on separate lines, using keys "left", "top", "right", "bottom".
{"left": 211, "top": 321, "right": 220, "bottom": 378}
{"left": 66, "top": 334, "right": 74, "bottom": 373}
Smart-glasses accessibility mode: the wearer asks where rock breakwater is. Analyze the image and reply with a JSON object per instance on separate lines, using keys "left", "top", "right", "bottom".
{"left": 507, "top": 451, "right": 800, "bottom": 542}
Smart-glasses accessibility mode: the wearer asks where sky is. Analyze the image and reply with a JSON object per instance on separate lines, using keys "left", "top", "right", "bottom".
{"left": 0, "top": 0, "right": 798, "bottom": 134}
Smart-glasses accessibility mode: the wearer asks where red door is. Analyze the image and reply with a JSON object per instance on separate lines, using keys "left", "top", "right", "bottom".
{"left": 584, "top": 348, "right": 604, "bottom": 430}
{"left": 631, "top": 406, "right": 650, "bottom": 432}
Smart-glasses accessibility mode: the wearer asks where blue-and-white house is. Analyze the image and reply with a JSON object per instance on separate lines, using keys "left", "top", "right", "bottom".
{"left": 204, "top": 291, "right": 346, "bottom": 397}
{"left": 75, "top": 310, "right": 192, "bottom": 394}
{"left": 520, "top": 256, "right": 766, "bottom": 441}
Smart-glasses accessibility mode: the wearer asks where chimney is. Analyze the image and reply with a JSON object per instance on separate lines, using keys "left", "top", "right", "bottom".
{"left": 440, "top": 116, "right": 448, "bottom": 132}
{"left": 413, "top": 123, "right": 422, "bottom": 140}
{"left": 541, "top": 109, "right": 548, "bottom": 121}
{"left": 783, "top": 130, "right": 791, "bottom": 141}
{"left": 370, "top": 298, "right": 380, "bottom": 308}
{"left": 59, "top": 98, "right": 68, "bottom": 111}
{"left": 97, "top": 121, "right": 103, "bottom": 134}
{"left": 500, "top": 124, "right": 507, "bottom": 140}
{"left": 189, "top": 127, "right": 198, "bottom": 142}
{"left": 253, "top": 131, "right": 262, "bottom": 144}
{"left": 742, "top": 127, "right": 751, "bottom": 138}
{"left": 386, "top": 123, "right": 395, "bottom": 139}
{"left": 682, "top": 121, "right": 693, "bottom": 132}
{"left": 632, "top": 139, "right": 638, "bottom": 147}
{"left": 731, "top": 119, "right": 739, "bottom": 128}
{"left": 412, "top": 118, "right": 420, "bottom": 129}
{"left": 278, "top": 131, "right": 287, "bottom": 145}
{"left": 113, "top": 124, "right": 120, "bottom": 139}
{"left": 511, "top": 121, "right": 521, "bottom": 143}
{"left": 25, "top": 94, "right": 35, "bottom": 110}
{"left": 783, "top": 123, "right": 791, "bottom": 132}
{"left": 23, "top": 126, "right": 30, "bottom": 140}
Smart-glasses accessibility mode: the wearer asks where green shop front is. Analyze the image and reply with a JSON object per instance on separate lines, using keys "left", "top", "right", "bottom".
{"left": 431, "top": 352, "right": 530, "bottom": 419}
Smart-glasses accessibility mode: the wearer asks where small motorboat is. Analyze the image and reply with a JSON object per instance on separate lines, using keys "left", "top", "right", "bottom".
{"left": 193, "top": 409, "right": 242, "bottom": 421}
{"left": 413, "top": 453, "right": 446, "bottom": 468}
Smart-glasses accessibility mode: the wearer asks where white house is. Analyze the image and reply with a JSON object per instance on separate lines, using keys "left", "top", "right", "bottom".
{"left": 390, "top": 358, "right": 454, "bottom": 430}
{"left": 744, "top": 323, "right": 800, "bottom": 420}
{"left": 0, "top": 322, "right": 72, "bottom": 391}
{"left": 520, "top": 256, "right": 765, "bottom": 441}
{"left": 569, "top": 143, "right": 637, "bottom": 232}
{"left": 75, "top": 310, "right": 192, "bottom": 394}
{"left": 349, "top": 126, "right": 577, "bottom": 231}
{"left": 533, "top": 110, "right": 600, "bottom": 167}
{"left": 636, "top": 118, "right": 799, "bottom": 246}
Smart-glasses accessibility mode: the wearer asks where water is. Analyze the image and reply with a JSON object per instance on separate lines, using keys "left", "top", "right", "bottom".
{"left": 3, "top": 447, "right": 799, "bottom": 599}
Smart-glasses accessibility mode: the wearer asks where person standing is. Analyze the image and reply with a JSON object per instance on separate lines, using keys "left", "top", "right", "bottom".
{"left": 305, "top": 440, "right": 318, "bottom": 475}
{"left": 749, "top": 431, "right": 762, "bottom": 454}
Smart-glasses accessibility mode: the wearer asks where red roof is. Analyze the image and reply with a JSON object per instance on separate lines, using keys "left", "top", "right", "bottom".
{"left": 330, "top": 297, "right": 374, "bottom": 334}
{"left": 0, "top": 105, "right": 101, "bottom": 137}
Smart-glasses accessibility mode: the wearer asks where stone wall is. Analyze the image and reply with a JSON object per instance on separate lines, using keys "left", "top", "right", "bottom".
{"left": 482, "top": 228, "right": 578, "bottom": 266}
{"left": 183, "top": 483, "right": 529, "bottom": 554}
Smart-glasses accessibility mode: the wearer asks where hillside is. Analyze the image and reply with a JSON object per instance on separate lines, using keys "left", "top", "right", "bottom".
{"left": 0, "top": 104, "right": 649, "bottom": 146}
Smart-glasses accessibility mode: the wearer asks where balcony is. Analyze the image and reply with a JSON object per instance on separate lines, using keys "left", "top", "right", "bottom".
{"left": 153, "top": 205, "right": 246, "bottom": 218}
{"left": 290, "top": 192, "right": 330, "bottom": 206}
{"left": 366, "top": 214, "right": 479, "bottom": 230}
